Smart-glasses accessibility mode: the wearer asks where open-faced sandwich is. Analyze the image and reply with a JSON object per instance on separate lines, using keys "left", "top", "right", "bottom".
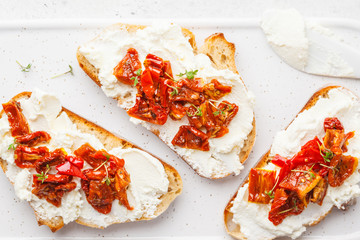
{"left": 0, "top": 89, "right": 182, "bottom": 232}
{"left": 224, "top": 86, "right": 360, "bottom": 239}
{"left": 76, "top": 23, "right": 255, "bottom": 179}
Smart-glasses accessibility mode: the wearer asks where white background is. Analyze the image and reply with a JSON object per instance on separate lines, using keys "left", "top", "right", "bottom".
{"left": 0, "top": 1, "right": 360, "bottom": 239}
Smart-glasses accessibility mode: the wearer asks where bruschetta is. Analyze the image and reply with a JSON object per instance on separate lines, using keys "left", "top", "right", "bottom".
{"left": 224, "top": 86, "right": 360, "bottom": 239}
{"left": 76, "top": 23, "right": 256, "bottom": 179}
{"left": 0, "top": 89, "right": 182, "bottom": 232}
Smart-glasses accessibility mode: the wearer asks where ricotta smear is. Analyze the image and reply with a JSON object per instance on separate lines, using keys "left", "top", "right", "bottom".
{"left": 261, "top": 9, "right": 356, "bottom": 78}
{"left": 79, "top": 23, "right": 255, "bottom": 178}
{"left": 230, "top": 88, "right": 360, "bottom": 240}
{"left": 0, "top": 89, "right": 169, "bottom": 226}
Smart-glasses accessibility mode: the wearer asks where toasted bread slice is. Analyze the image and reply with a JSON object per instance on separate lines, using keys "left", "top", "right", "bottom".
{"left": 0, "top": 92, "right": 182, "bottom": 232}
{"left": 224, "top": 86, "right": 359, "bottom": 239}
{"left": 76, "top": 23, "right": 256, "bottom": 179}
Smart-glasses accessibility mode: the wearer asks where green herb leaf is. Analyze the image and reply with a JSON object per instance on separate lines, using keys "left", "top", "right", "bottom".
{"left": 105, "top": 178, "right": 111, "bottom": 186}
{"left": 318, "top": 142, "right": 334, "bottom": 163}
{"left": 265, "top": 190, "right": 274, "bottom": 199}
{"left": 51, "top": 65, "right": 74, "bottom": 79}
{"left": 36, "top": 170, "right": 49, "bottom": 184}
{"left": 166, "top": 83, "right": 179, "bottom": 96}
{"left": 8, "top": 140, "right": 17, "bottom": 150}
{"left": 164, "top": 72, "right": 175, "bottom": 81}
{"left": 177, "top": 69, "right": 198, "bottom": 80}
{"left": 135, "top": 68, "right": 142, "bottom": 76}
{"left": 278, "top": 208, "right": 294, "bottom": 215}
{"left": 131, "top": 76, "right": 139, "bottom": 86}
{"left": 16, "top": 61, "right": 32, "bottom": 72}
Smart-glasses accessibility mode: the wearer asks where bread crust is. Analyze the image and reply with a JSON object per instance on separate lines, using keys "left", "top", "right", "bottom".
{"left": 0, "top": 91, "right": 182, "bottom": 232}
{"left": 224, "top": 86, "right": 346, "bottom": 240}
{"left": 76, "top": 23, "right": 256, "bottom": 179}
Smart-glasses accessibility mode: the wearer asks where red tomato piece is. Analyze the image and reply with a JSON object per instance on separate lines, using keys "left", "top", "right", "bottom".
{"left": 66, "top": 155, "right": 84, "bottom": 169}
{"left": 324, "top": 117, "right": 344, "bottom": 131}
{"left": 56, "top": 161, "right": 87, "bottom": 180}
{"left": 32, "top": 174, "right": 76, "bottom": 207}
{"left": 2, "top": 100, "right": 30, "bottom": 137}
{"left": 127, "top": 96, "right": 168, "bottom": 125}
{"left": 15, "top": 131, "right": 51, "bottom": 147}
{"left": 268, "top": 189, "right": 305, "bottom": 226}
{"left": 140, "top": 69, "right": 156, "bottom": 99}
{"left": 113, "top": 48, "right": 142, "bottom": 85}
{"left": 328, "top": 154, "right": 358, "bottom": 187}
{"left": 203, "top": 79, "right": 232, "bottom": 100}
{"left": 35, "top": 148, "right": 66, "bottom": 173}
{"left": 171, "top": 125, "right": 210, "bottom": 151}
{"left": 248, "top": 168, "right": 276, "bottom": 204}
{"left": 14, "top": 145, "right": 49, "bottom": 168}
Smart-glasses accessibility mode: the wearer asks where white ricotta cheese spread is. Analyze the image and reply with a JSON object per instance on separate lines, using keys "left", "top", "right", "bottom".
{"left": 261, "top": 9, "right": 355, "bottom": 78}
{"left": 230, "top": 88, "right": 360, "bottom": 239}
{"left": 78, "top": 23, "right": 255, "bottom": 178}
{"left": 0, "top": 89, "right": 169, "bottom": 226}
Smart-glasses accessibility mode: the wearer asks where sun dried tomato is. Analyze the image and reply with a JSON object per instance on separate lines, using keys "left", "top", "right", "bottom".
{"left": 187, "top": 100, "right": 238, "bottom": 138}
{"left": 268, "top": 189, "right": 304, "bottom": 226}
{"left": 279, "top": 165, "right": 321, "bottom": 202}
{"left": 169, "top": 102, "right": 187, "bottom": 120}
{"left": 127, "top": 96, "right": 168, "bottom": 125}
{"left": 144, "top": 53, "right": 164, "bottom": 69}
{"left": 342, "top": 131, "right": 354, "bottom": 153}
{"left": 140, "top": 69, "right": 156, "bottom": 99}
{"left": 323, "top": 129, "right": 345, "bottom": 156}
{"left": 74, "top": 143, "right": 99, "bottom": 168}
{"left": 203, "top": 79, "right": 232, "bottom": 100}
{"left": 211, "top": 101, "right": 238, "bottom": 138}
{"left": 271, "top": 137, "right": 324, "bottom": 190}
{"left": 2, "top": 100, "right": 30, "bottom": 137}
{"left": 66, "top": 156, "right": 84, "bottom": 169}
{"left": 56, "top": 161, "right": 87, "bottom": 180}
{"left": 83, "top": 169, "right": 107, "bottom": 180}
{"left": 248, "top": 168, "right": 276, "bottom": 204}
{"left": 172, "top": 125, "right": 210, "bottom": 151}
{"left": 14, "top": 145, "right": 49, "bottom": 168}
{"left": 162, "top": 61, "right": 173, "bottom": 79}
{"left": 113, "top": 48, "right": 142, "bottom": 85}
{"left": 15, "top": 131, "right": 51, "bottom": 147}
{"left": 168, "top": 78, "right": 205, "bottom": 105}
{"left": 78, "top": 145, "right": 132, "bottom": 213}
{"left": 324, "top": 117, "right": 344, "bottom": 131}
{"left": 84, "top": 179, "right": 114, "bottom": 214}
{"left": 114, "top": 168, "right": 133, "bottom": 210}
{"left": 310, "top": 178, "right": 328, "bottom": 206}
{"left": 82, "top": 168, "right": 114, "bottom": 214}
{"left": 328, "top": 154, "right": 358, "bottom": 187}
{"left": 35, "top": 148, "right": 66, "bottom": 173}
{"left": 32, "top": 174, "right": 76, "bottom": 207}
{"left": 157, "top": 78, "right": 169, "bottom": 108}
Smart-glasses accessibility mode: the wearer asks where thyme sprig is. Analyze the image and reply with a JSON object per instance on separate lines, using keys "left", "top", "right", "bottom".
{"left": 164, "top": 72, "right": 175, "bottom": 81}
{"left": 95, "top": 154, "right": 111, "bottom": 186}
{"left": 8, "top": 139, "right": 18, "bottom": 150}
{"left": 16, "top": 61, "right": 32, "bottom": 72}
{"left": 265, "top": 176, "right": 280, "bottom": 199}
{"left": 36, "top": 164, "right": 51, "bottom": 183}
{"left": 317, "top": 142, "right": 333, "bottom": 163}
{"left": 51, "top": 65, "right": 74, "bottom": 79}
{"left": 165, "top": 83, "right": 179, "bottom": 96}
{"left": 131, "top": 68, "right": 142, "bottom": 86}
{"left": 177, "top": 69, "right": 198, "bottom": 80}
